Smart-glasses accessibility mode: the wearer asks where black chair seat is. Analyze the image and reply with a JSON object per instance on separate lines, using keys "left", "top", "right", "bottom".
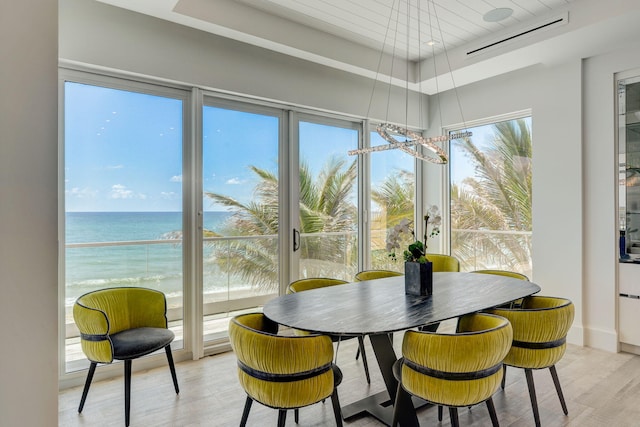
{"left": 111, "top": 327, "right": 174, "bottom": 360}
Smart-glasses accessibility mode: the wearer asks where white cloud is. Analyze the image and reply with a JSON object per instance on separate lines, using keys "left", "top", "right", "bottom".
{"left": 106, "top": 165, "right": 124, "bottom": 170}
{"left": 160, "top": 191, "right": 178, "bottom": 199}
{"left": 226, "top": 177, "right": 243, "bottom": 185}
{"left": 66, "top": 187, "right": 98, "bottom": 198}
{"left": 110, "top": 184, "right": 134, "bottom": 199}
{"left": 170, "top": 175, "right": 182, "bottom": 182}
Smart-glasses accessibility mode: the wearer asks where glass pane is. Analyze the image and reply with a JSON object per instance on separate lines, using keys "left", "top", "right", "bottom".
{"left": 369, "top": 131, "right": 415, "bottom": 271}
{"left": 298, "top": 121, "right": 359, "bottom": 281}
{"left": 449, "top": 117, "right": 532, "bottom": 277}
{"left": 64, "top": 82, "right": 184, "bottom": 371}
{"left": 202, "top": 106, "right": 279, "bottom": 342}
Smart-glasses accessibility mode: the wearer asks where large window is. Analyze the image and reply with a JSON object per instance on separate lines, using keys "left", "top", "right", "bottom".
{"left": 369, "top": 130, "right": 415, "bottom": 271}
{"left": 63, "top": 81, "right": 186, "bottom": 371}
{"left": 449, "top": 116, "right": 532, "bottom": 277}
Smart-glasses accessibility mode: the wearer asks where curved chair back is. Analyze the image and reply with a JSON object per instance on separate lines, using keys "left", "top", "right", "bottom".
{"left": 287, "top": 277, "right": 348, "bottom": 294}
{"left": 473, "top": 269, "right": 529, "bottom": 281}
{"left": 489, "top": 296, "right": 573, "bottom": 369}
{"left": 229, "top": 313, "right": 343, "bottom": 425}
{"left": 355, "top": 269, "right": 402, "bottom": 281}
{"left": 72, "top": 287, "right": 178, "bottom": 427}
{"left": 74, "top": 287, "right": 169, "bottom": 363}
{"left": 425, "top": 253, "right": 460, "bottom": 272}
{"left": 400, "top": 313, "right": 512, "bottom": 408}
{"left": 487, "top": 296, "right": 574, "bottom": 426}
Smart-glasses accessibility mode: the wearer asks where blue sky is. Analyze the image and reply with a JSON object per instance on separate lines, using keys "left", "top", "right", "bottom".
{"left": 65, "top": 81, "right": 498, "bottom": 213}
{"left": 65, "top": 82, "right": 183, "bottom": 212}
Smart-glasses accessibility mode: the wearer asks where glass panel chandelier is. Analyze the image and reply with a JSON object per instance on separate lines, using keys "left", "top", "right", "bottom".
{"left": 349, "top": 0, "right": 471, "bottom": 164}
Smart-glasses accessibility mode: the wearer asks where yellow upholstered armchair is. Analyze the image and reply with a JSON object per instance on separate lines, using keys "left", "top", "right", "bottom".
{"left": 354, "top": 269, "right": 402, "bottom": 281}
{"left": 488, "top": 296, "right": 575, "bottom": 427}
{"left": 473, "top": 269, "right": 529, "bottom": 281}
{"left": 73, "top": 287, "right": 179, "bottom": 427}
{"left": 229, "top": 313, "right": 343, "bottom": 427}
{"left": 425, "top": 253, "right": 460, "bottom": 272}
{"left": 392, "top": 313, "right": 513, "bottom": 427}
{"left": 287, "top": 278, "right": 371, "bottom": 384}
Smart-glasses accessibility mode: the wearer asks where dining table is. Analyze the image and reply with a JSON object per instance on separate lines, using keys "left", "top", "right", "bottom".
{"left": 262, "top": 272, "right": 541, "bottom": 427}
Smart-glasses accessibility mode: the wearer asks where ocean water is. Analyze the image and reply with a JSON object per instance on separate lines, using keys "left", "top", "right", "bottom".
{"left": 65, "top": 211, "right": 233, "bottom": 305}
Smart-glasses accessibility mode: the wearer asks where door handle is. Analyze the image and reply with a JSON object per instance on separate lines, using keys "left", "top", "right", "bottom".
{"left": 293, "top": 228, "right": 300, "bottom": 252}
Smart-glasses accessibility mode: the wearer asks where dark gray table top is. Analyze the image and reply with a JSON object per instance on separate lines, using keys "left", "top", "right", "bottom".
{"left": 263, "top": 272, "right": 540, "bottom": 336}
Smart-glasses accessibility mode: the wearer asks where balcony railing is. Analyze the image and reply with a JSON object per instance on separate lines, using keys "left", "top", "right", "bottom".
{"left": 451, "top": 228, "right": 532, "bottom": 278}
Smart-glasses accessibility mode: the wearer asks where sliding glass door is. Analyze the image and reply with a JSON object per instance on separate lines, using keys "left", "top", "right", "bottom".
{"left": 201, "top": 102, "right": 282, "bottom": 345}
{"left": 292, "top": 117, "right": 361, "bottom": 281}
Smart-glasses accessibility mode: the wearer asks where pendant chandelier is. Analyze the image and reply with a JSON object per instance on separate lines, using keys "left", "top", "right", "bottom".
{"left": 348, "top": 0, "right": 471, "bottom": 164}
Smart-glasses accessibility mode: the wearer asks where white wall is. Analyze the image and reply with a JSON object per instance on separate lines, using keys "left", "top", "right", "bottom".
{"left": 0, "top": 1, "right": 59, "bottom": 426}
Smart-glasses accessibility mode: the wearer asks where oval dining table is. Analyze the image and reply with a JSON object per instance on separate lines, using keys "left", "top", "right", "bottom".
{"left": 263, "top": 272, "right": 541, "bottom": 427}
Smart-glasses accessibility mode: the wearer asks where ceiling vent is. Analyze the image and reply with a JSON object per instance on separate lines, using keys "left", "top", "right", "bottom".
{"left": 466, "top": 12, "right": 569, "bottom": 58}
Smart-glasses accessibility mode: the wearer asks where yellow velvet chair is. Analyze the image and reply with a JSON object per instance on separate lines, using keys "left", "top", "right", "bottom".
{"left": 473, "top": 269, "right": 529, "bottom": 281}
{"left": 228, "top": 313, "right": 343, "bottom": 427}
{"left": 354, "top": 269, "right": 402, "bottom": 281}
{"left": 73, "top": 287, "right": 179, "bottom": 427}
{"left": 391, "top": 313, "right": 513, "bottom": 427}
{"left": 287, "top": 278, "right": 371, "bottom": 384}
{"left": 425, "top": 253, "right": 460, "bottom": 272}
{"left": 488, "top": 296, "right": 575, "bottom": 427}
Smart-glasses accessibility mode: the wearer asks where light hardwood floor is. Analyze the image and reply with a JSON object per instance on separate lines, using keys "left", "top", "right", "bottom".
{"left": 59, "top": 335, "right": 640, "bottom": 427}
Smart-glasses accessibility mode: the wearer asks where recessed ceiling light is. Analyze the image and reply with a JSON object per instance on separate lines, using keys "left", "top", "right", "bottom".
{"left": 425, "top": 39, "right": 439, "bottom": 46}
{"left": 483, "top": 7, "right": 513, "bottom": 23}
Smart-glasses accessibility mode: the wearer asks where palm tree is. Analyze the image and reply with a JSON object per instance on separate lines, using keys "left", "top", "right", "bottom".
{"left": 370, "top": 169, "right": 414, "bottom": 270}
{"left": 450, "top": 118, "right": 532, "bottom": 274}
{"left": 204, "top": 156, "right": 357, "bottom": 290}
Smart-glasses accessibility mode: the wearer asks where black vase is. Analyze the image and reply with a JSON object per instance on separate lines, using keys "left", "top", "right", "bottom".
{"left": 404, "top": 261, "right": 433, "bottom": 296}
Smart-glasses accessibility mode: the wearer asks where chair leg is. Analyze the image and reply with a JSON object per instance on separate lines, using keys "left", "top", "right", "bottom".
{"left": 549, "top": 365, "right": 568, "bottom": 415}
{"left": 524, "top": 368, "right": 541, "bottom": 427}
{"left": 330, "top": 389, "right": 344, "bottom": 427}
{"left": 449, "top": 407, "right": 460, "bottom": 427}
{"left": 438, "top": 405, "right": 443, "bottom": 421}
{"left": 501, "top": 365, "right": 507, "bottom": 390}
{"left": 357, "top": 336, "right": 371, "bottom": 384}
{"left": 124, "top": 359, "right": 132, "bottom": 427}
{"left": 277, "top": 410, "right": 287, "bottom": 427}
{"left": 294, "top": 408, "right": 299, "bottom": 423}
{"left": 240, "top": 396, "right": 252, "bottom": 427}
{"left": 78, "top": 362, "right": 97, "bottom": 413}
{"left": 486, "top": 397, "right": 499, "bottom": 427}
{"left": 165, "top": 345, "right": 179, "bottom": 394}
